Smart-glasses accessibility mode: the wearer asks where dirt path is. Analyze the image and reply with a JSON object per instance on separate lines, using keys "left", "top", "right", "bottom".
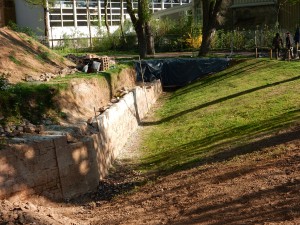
{"left": 73, "top": 132, "right": 300, "bottom": 225}
{"left": 1, "top": 95, "right": 300, "bottom": 225}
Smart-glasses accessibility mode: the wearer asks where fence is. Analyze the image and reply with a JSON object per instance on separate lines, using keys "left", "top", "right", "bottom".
{"left": 40, "top": 28, "right": 292, "bottom": 53}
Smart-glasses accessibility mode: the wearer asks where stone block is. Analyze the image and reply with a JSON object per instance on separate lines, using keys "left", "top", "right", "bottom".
{"left": 38, "top": 139, "right": 55, "bottom": 155}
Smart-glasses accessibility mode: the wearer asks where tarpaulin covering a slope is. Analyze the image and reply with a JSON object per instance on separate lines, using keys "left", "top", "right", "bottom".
{"left": 135, "top": 58, "right": 230, "bottom": 87}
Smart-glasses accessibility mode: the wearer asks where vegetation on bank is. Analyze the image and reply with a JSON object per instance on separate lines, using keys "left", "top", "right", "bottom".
{"left": 137, "top": 58, "right": 300, "bottom": 175}
{"left": 0, "top": 63, "right": 132, "bottom": 126}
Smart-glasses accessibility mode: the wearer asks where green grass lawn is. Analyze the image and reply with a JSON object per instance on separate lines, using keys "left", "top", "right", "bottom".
{"left": 137, "top": 58, "right": 300, "bottom": 175}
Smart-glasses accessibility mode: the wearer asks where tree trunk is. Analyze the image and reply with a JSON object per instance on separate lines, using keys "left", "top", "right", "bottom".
{"left": 104, "top": 0, "right": 110, "bottom": 35}
{"left": 198, "top": 0, "right": 224, "bottom": 57}
{"left": 137, "top": 24, "right": 147, "bottom": 59}
{"left": 145, "top": 21, "right": 155, "bottom": 55}
{"left": 126, "top": 0, "right": 147, "bottom": 58}
{"left": 86, "top": 0, "right": 93, "bottom": 48}
{"left": 43, "top": 0, "right": 49, "bottom": 46}
{"left": 199, "top": 26, "right": 215, "bottom": 56}
{"left": 120, "top": 0, "right": 127, "bottom": 44}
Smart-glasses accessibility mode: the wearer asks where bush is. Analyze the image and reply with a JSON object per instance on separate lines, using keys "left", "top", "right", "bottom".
{"left": 7, "top": 21, "right": 37, "bottom": 39}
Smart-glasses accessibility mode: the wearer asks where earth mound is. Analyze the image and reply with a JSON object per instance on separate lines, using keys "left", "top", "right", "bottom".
{"left": 0, "top": 27, "right": 75, "bottom": 84}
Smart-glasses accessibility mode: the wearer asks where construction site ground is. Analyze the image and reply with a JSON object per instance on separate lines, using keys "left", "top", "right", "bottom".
{"left": 0, "top": 27, "right": 299, "bottom": 225}
{"left": 1, "top": 103, "right": 300, "bottom": 225}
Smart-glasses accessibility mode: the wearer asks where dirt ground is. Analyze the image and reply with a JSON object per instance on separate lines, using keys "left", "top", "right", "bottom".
{"left": 0, "top": 27, "right": 74, "bottom": 83}
{"left": 1, "top": 102, "right": 299, "bottom": 225}
{"left": 0, "top": 27, "right": 299, "bottom": 225}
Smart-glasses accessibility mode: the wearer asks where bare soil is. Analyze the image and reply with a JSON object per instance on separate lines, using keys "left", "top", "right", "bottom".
{"left": 1, "top": 101, "right": 299, "bottom": 225}
{"left": 0, "top": 27, "right": 74, "bottom": 83}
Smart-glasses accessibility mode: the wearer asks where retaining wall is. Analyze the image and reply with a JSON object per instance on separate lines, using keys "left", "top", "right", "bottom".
{"left": 0, "top": 80, "right": 162, "bottom": 200}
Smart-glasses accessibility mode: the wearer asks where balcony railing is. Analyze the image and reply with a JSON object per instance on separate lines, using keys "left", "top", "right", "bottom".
{"left": 232, "top": 0, "right": 277, "bottom": 8}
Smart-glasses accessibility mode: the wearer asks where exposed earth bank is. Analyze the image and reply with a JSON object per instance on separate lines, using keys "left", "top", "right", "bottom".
{"left": 1, "top": 110, "right": 299, "bottom": 225}
{"left": 0, "top": 27, "right": 75, "bottom": 84}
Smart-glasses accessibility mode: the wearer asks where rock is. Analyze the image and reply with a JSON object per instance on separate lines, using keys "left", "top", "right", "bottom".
{"left": 4, "top": 125, "right": 11, "bottom": 133}
{"left": 24, "top": 202, "right": 38, "bottom": 212}
{"left": 24, "top": 125, "right": 36, "bottom": 134}
{"left": 111, "top": 98, "right": 119, "bottom": 103}
{"left": 35, "top": 125, "right": 45, "bottom": 134}
{"left": 99, "top": 106, "right": 109, "bottom": 113}
{"left": 0, "top": 125, "right": 4, "bottom": 133}
{"left": 16, "top": 126, "right": 24, "bottom": 132}
{"left": 87, "top": 117, "right": 93, "bottom": 124}
{"left": 66, "top": 133, "right": 78, "bottom": 143}
{"left": 24, "top": 75, "right": 35, "bottom": 82}
{"left": 43, "top": 119, "right": 53, "bottom": 125}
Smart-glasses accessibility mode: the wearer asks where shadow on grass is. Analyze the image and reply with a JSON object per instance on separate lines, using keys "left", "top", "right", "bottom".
{"left": 170, "top": 59, "right": 266, "bottom": 99}
{"left": 138, "top": 109, "right": 300, "bottom": 175}
{"left": 141, "top": 75, "right": 300, "bottom": 127}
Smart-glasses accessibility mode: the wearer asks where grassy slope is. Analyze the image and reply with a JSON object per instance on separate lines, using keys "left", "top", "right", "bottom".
{"left": 138, "top": 58, "right": 300, "bottom": 174}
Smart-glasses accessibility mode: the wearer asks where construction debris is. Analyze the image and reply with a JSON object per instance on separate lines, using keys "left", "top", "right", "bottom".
{"left": 65, "top": 54, "right": 116, "bottom": 73}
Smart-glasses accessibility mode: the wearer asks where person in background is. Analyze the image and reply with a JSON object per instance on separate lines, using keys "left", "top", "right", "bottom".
{"left": 294, "top": 27, "right": 300, "bottom": 58}
{"left": 272, "top": 33, "right": 283, "bottom": 59}
{"left": 285, "top": 32, "right": 293, "bottom": 59}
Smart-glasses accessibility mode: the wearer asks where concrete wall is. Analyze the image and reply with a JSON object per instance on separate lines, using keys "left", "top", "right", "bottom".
{"left": 0, "top": 80, "right": 162, "bottom": 201}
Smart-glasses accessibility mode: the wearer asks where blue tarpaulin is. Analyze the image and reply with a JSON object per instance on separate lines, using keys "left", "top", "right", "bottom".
{"left": 135, "top": 58, "right": 230, "bottom": 87}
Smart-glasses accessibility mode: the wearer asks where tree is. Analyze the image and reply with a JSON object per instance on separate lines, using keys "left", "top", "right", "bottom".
{"left": 104, "top": 0, "right": 110, "bottom": 35}
{"left": 86, "top": 0, "right": 93, "bottom": 48}
{"left": 125, "top": 0, "right": 154, "bottom": 58}
{"left": 24, "top": 0, "right": 55, "bottom": 45}
{"left": 198, "top": 0, "right": 230, "bottom": 56}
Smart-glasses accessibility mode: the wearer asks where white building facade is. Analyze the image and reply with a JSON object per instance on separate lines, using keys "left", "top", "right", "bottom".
{"left": 14, "top": 0, "right": 192, "bottom": 46}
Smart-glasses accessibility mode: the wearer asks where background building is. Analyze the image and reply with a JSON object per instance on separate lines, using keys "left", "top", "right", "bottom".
{"left": 13, "top": 0, "right": 192, "bottom": 46}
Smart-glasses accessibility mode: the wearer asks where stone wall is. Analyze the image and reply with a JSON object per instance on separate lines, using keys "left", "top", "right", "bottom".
{"left": 0, "top": 80, "right": 162, "bottom": 200}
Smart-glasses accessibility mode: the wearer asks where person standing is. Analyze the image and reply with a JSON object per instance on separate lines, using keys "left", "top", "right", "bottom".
{"left": 294, "top": 27, "right": 300, "bottom": 58}
{"left": 286, "top": 32, "right": 293, "bottom": 59}
{"left": 272, "top": 33, "right": 283, "bottom": 59}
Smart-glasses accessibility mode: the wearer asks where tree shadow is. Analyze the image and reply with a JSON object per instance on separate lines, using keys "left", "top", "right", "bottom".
{"left": 138, "top": 109, "right": 300, "bottom": 175}
{"left": 172, "top": 179, "right": 300, "bottom": 225}
{"left": 170, "top": 59, "right": 265, "bottom": 99}
{"left": 141, "top": 75, "right": 300, "bottom": 126}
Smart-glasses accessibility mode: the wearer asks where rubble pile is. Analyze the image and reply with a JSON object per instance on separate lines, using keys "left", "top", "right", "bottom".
{"left": 0, "top": 120, "right": 46, "bottom": 138}
{"left": 65, "top": 54, "right": 116, "bottom": 73}
{"left": 98, "top": 87, "right": 130, "bottom": 114}
{"left": 0, "top": 200, "right": 79, "bottom": 225}
{"left": 23, "top": 67, "right": 78, "bottom": 83}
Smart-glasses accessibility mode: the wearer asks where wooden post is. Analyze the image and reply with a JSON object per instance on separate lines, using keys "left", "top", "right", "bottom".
{"left": 276, "top": 49, "right": 279, "bottom": 60}
{"left": 255, "top": 48, "right": 258, "bottom": 58}
{"left": 288, "top": 49, "right": 291, "bottom": 61}
{"left": 270, "top": 49, "right": 272, "bottom": 59}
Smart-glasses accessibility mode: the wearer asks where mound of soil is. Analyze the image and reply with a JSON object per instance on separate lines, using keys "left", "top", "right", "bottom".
{"left": 0, "top": 27, "right": 75, "bottom": 84}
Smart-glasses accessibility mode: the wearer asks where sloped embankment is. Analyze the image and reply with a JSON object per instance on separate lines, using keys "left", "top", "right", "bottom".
{"left": 0, "top": 27, "right": 75, "bottom": 83}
